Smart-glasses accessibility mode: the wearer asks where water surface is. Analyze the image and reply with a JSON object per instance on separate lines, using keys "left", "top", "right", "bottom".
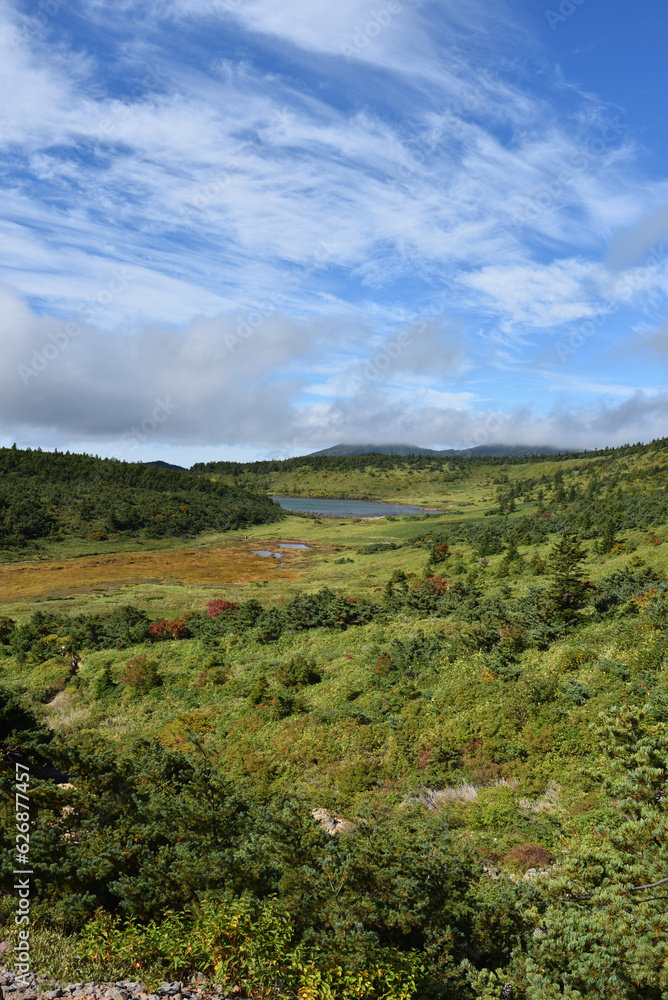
{"left": 272, "top": 496, "right": 439, "bottom": 517}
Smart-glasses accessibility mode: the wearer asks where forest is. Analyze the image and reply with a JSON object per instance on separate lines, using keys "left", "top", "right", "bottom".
{"left": 1, "top": 439, "right": 668, "bottom": 998}
{"left": 0, "top": 446, "right": 284, "bottom": 558}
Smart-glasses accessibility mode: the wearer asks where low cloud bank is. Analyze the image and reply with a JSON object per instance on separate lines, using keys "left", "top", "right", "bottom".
{"left": 1, "top": 286, "right": 665, "bottom": 459}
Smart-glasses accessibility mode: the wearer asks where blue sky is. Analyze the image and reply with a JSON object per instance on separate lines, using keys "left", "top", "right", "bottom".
{"left": 2, "top": 0, "right": 668, "bottom": 463}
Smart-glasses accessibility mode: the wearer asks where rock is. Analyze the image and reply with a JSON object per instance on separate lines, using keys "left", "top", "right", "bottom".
{"left": 312, "top": 807, "right": 355, "bottom": 835}
{"left": 0, "top": 971, "right": 236, "bottom": 1000}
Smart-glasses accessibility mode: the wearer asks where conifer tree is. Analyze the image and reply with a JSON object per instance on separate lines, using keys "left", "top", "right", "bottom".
{"left": 524, "top": 703, "right": 668, "bottom": 998}
{"left": 598, "top": 519, "right": 618, "bottom": 554}
{"left": 547, "top": 532, "right": 589, "bottom": 616}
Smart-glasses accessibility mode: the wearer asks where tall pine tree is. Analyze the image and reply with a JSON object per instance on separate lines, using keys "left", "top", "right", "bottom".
{"left": 547, "top": 532, "right": 589, "bottom": 618}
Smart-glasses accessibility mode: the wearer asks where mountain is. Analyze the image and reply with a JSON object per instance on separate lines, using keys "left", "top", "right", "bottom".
{"left": 144, "top": 459, "right": 188, "bottom": 471}
{"left": 309, "top": 443, "right": 566, "bottom": 458}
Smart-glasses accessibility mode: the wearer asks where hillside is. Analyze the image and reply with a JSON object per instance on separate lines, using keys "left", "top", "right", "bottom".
{"left": 309, "top": 442, "right": 564, "bottom": 458}
{"left": 1, "top": 438, "right": 668, "bottom": 997}
{"left": 192, "top": 440, "right": 640, "bottom": 508}
{"left": 0, "top": 446, "right": 284, "bottom": 561}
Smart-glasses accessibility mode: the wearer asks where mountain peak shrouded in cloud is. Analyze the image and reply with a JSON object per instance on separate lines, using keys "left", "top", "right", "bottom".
{"left": 1, "top": 1, "right": 668, "bottom": 463}
{"left": 310, "top": 443, "right": 565, "bottom": 458}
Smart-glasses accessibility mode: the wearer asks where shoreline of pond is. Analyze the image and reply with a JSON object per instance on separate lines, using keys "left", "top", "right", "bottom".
{"left": 272, "top": 496, "right": 443, "bottom": 518}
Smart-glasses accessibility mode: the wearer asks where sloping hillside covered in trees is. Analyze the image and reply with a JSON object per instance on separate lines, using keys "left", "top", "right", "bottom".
{"left": 0, "top": 447, "right": 284, "bottom": 558}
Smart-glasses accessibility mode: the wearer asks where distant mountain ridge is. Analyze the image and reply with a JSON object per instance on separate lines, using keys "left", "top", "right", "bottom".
{"left": 309, "top": 443, "right": 566, "bottom": 458}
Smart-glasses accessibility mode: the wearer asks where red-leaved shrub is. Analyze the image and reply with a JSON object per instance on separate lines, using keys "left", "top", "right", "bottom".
{"left": 119, "top": 654, "right": 161, "bottom": 692}
{"left": 431, "top": 542, "right": 450, "bottom": 562}
{"left": 149, "top": 619, "right": 189, "bottom": 641}
{"left": 206, "top": 600, "right": 240, "bottom": 618}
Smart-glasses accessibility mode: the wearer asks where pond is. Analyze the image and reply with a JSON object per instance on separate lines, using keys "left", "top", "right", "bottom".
{"left": 272, "top": 496, "right": 440, "bottom": 517}
{"left": 250, "top": 543, "right": 311, "bottom": 567}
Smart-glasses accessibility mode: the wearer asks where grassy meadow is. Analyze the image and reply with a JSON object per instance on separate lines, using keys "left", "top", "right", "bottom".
{"left": 2, "top": 442, "right": 668, "bottom": 997}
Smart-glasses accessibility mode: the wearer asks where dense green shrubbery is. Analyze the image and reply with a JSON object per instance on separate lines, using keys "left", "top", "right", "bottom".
{"left": 5, "top": 538, "right": 663, "bottom": 675}
{"left": 0, "top": 446, "right": 283, "bottom": 553}
{"left": 356, "top": 542, "right": 400, "bottom": 554}
{"left": 520, "top": 703, "right": 668, "bottom": 999}
{"left": 0, "top": 700, "right": 534, "bottom": 996}
{"left": 7, "top": 606, "right": 153, "bottom": 660}
{"left": 6, "top": 436, "right": 668, "bottom": 995}
{"left": 3, "top": 674, "right": 667, "bottom": 997}
{"left": 163, "top": 590, "right": 380, "bottom": 646}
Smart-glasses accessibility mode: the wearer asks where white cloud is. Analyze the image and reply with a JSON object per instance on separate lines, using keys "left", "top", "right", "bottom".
{"left": 460, "top": 259, "right": 606, "bottom": 332}
{"left": 0, "top": 0, "right": 659, "bottom": 339}
{"left": 606, "top": 198, "right": 668, "bottom": 270}
{"left": 170, "top": 0, "right": 515, "bottom": 76}
{"left": 1, "top": 288, "right": 667, "bottom": 460}
{"left": 3, "top": 0, "right": 668, "bottom": 457}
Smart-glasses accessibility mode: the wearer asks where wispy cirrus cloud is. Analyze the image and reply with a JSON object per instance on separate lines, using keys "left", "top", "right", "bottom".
{"left": 2, "top": 0, "right": 668, "bottom": 457}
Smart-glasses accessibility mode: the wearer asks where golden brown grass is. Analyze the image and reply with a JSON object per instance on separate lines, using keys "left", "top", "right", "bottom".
{"left": 0, "top": 541, "right": 306, "bottom": 603}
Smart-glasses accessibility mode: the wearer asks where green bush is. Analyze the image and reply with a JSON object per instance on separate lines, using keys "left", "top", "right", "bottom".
{"left": 356, "top": 542, "right": 399, "bottom": 554}
{"left": 275, "top": 654, "right": 321, "bottom": 687}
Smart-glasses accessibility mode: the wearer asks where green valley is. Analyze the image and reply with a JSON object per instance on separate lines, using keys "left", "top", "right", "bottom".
{"left": 2, "top": 441, "right": 668, "bottom": 999}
